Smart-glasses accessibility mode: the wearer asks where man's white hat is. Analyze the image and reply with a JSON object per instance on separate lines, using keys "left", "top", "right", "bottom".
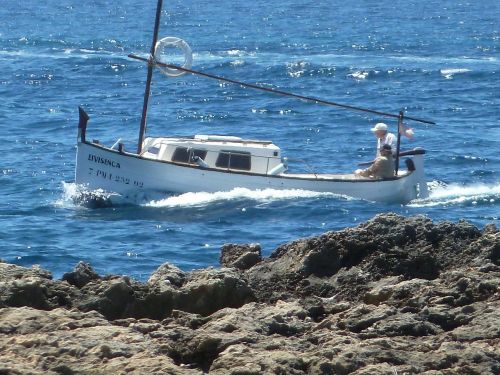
{"left": 370, "top": 122, "right": 388, "bottom": 132}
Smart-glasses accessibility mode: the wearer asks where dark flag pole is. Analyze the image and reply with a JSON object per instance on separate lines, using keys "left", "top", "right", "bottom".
{"left": 137, "top": 0, "right": 164, "bottom": 154}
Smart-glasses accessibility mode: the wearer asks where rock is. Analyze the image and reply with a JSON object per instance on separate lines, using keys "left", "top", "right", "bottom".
{"left": 173, "top": 268, "right": 255, "bottom": 316}
{"left": 77, "top": 277, "right": 137, "bottom": 320}
{"left": 72, "top": 267, "right": 255, "bottom": 321}
{"left": 369, "top": 312, "right": 443, "bottom": 337}
{"left": 210, "top": 344, "right": 309, "bottom": 375}
{"left": 0, "top": 263, "right": 79, "bottom": 310}
{"left": 149, "top": 263, "right": 187, "bottom": 289}
{"left": 334, "top": 303, "right": 397, "bottom": 333}
{"left": 167, "top": 300, "right": 314, "bottom": 373}
{"left": 220, "top": 243, "right": 262, "bottom": 270}
{"left": 62, "top": 261, "right": 100, "bottom": 288}
{"left": 450, "top": 301, "right": 500, "bottom": 341}
{"left": 0, "top": 307, "right": 200, "bottom": 374}
{"left": 245, "top": 213, "right": 498, "bottom": 304}
{"left": 363, "top": 277, "right": 431, "bottom": 307}
{"left": 0, "top": 214, "right": 499, "bottom": 374}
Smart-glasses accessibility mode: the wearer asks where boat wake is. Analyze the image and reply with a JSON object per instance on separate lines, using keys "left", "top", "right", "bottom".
{"left": 60, "top": 183, "right": 346, "bottom": 209}
{"left": 59, "top": 182, "right": 125, "bottom": 208}
{"left": 409, "top": 181, "right": 500, "bottom": 208}
{"left": 144, "top": 188, "right": 340, "bottom": 208}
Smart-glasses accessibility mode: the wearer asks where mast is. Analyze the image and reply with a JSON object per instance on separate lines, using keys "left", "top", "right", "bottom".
{"left": 137, "top": 0, "right": 164, "bottom": 154}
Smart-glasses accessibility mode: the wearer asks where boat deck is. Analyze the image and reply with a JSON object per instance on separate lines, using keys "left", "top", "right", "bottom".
{"left": 283, "top": 172, "right": 409, "bottom": 181}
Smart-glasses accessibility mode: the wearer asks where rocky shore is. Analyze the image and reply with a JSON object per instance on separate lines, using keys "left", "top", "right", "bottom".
{"left": 1, "top": 213, "right": 498, "bottom": 374}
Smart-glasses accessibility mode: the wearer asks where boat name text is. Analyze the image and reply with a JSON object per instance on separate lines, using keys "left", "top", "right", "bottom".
{"left": 87, "top": 168, "right": 144, "bottom": 188}
{"left": 88, "top": 154, "right": 121, "bottom": 168}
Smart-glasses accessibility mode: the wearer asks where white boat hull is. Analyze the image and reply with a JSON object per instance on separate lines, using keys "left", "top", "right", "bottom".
{"left": 75, "top": 141, "right": 429, "bottom": 203}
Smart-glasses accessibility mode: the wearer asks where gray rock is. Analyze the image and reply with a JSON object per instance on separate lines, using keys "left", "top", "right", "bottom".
{"left": 173, "top": 268, "right": 255, "bottom": 316}
{"left": 62, "top": 261, "right": 100, "bottom": 288}
{"left": 0, "top": 263, "right": 79, "bottom": 310}
{"left": 149, "top": 262, "right": 187, "bottom": 289}
{"left": 220, "top": 243, "right": 262, "bottom": 270}
{"left": 370, "top": 312, "right": 443, "bottom": 337}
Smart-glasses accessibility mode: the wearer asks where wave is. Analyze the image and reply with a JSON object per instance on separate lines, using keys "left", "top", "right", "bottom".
{"left": 409, "top": 182, "right": 499, "bottom": 207}
{"left": 144, "top": 188, "right": 337, "bottom": 208}
{"left": 59, "top": 183, "right": 342, "bottom": 209}
{"left": 4, "top": 45, "right": 497, "bottom": 70}
{"left": 57, "top": 182, "right": 124, "bottom": 209}
{"left": 56, "top": 182, "right": 79, "bottom": 208}
{"left": 440, "top": 68, "right": 472, "bottom": 79}
{"left": 347, "top": 70, "right": 371, "bottom": 80}
{"left": 0, "top": 49, "right": 118, "bottom": 61}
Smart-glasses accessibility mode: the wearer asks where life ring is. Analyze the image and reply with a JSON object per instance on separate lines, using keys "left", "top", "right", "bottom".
{"left": 154, "top": 37, "right": 193, "bottom": 77}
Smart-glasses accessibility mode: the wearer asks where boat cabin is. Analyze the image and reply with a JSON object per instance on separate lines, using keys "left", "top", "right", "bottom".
{"left": 141, "top": 135, "right": 287, "bottom": 175}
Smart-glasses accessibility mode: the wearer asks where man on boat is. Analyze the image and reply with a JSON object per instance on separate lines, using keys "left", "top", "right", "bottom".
{"left": 371, "top": 122, "right": 396, "bottom": 156}
{"left": 355, "top": 144, "right": 394, "bottom": 179}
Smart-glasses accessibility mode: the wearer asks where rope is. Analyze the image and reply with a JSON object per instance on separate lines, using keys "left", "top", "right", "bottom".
{"left": 128, "top": 53, "right": 436, "bottom": 125}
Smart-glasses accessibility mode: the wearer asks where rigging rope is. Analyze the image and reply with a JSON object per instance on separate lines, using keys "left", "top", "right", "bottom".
{"left": 128, "top": 53, "right": 435, "bottom": 125}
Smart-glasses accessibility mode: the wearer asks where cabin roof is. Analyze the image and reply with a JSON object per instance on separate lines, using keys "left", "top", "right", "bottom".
{"left": 146, "top": 135, "right": 281, "bottom": 152}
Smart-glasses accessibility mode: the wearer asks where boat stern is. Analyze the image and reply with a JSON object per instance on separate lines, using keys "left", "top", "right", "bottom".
{"left": 401, "top": 148, "right": 429, "bottom": 200}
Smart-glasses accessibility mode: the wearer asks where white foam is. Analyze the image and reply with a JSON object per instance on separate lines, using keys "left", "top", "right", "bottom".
{"left": 226, "top": 49, "right": 244, "bottom": 56}
{"left": 55, "top": 182, "right": 79, "bottom": 208}
{"left": 0, "top": 49, "right": 118, "bottom": 60}
{"left": 440, "top": 68, "right": 471, "bottom": 79}
{"left": 348, "top": 71, "right": 369, "bottom": 80}
{"left": 145, "top": 187, "right": 337, "bottom": 208}
{"left": 409, "top": 182, "right": 499, "bottom": 207}
{"left": 56, "top": 182, "right": 124, "bottom": 208}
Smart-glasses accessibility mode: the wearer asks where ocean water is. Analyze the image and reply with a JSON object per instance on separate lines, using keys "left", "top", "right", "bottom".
{"left": 1, "top": 0, "right": 498, "bottom": 280}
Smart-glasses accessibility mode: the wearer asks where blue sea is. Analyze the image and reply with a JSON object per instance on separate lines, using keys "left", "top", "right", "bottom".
{"left": 1, "top": 0, "right": 498, "bottom": 280}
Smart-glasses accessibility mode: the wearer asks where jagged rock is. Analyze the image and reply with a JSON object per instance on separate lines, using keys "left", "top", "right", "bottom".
{"left": 219, "top": 243, "right": 262, "bottom": 270}
{"left": 0, "top": 263, "right": 79, "bottom": 310}
{"left": 74, "top": 268, "right": 255, "bottom": 321}
{"left": 210, "top": 344, "right": 309, "bottom": 375}
{"left": 168, "top": 300, "right": 314, "bottom": 372}
{"left": 76, "top": 277, "right": 138, "bottom": 320}
{"left": 172, "top": 268, "right": 255, "bottom": 316}
{"left": 363, "top": 277, "right": 431, "bottom": 306}
{"left": 334, "top": 303, "right": 397, "bottom": 333}
{"left": 369, "top": 312, "right": 443, "bottom": 337}
{"left": 450, "top": 300, "right": 500, "bottom": 341}
{"left": 0, "top": 307, "right": 200, "bottom": 375}
{"left": 245, "top": 213, "right": 498, "bottom": 303}
{"left": 62, "top": 261, "right": 100, "bottom": 288}
{"left": 149, "top": 262, "right": 187, "bottom": 289}
{"left": 0, "top": 214, "right": 498, "bottom": 374}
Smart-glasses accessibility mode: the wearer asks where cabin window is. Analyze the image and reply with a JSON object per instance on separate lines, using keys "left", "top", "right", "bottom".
{"left": 172, "top": 147, "right": 189, "bottom": 163}
{"left": 147, "top": 146, "right": 160, "bottom": 155}
{"left": 216, "top": 151, "right": 251, "bottom": 171}
{"left": 172, "top": 147, "right": 207, "bottom": 164}
{"left": 190, "top": 149, "right": 207, "bottom": 163}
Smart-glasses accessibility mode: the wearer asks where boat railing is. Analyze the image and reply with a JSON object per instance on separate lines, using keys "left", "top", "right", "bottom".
{"left": 285, "top": 157, "right": 318, "bottom": 177}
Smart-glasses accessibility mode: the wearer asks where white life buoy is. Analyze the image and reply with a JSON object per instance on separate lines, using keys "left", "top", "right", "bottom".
{"left": 154, "top": 37, "right": 193, "bottom": 77}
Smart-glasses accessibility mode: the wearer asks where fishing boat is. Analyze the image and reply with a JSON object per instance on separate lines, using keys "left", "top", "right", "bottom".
{"left": 74, "top": 0, "right": 434, "bottom": 203}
